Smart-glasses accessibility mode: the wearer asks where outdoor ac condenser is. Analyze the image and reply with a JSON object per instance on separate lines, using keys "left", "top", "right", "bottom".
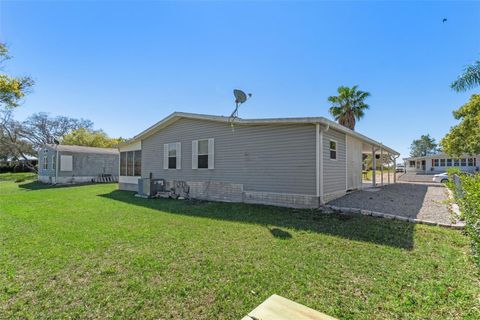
{"left": 138, "top": 178, "right": 166, "bottom": 197}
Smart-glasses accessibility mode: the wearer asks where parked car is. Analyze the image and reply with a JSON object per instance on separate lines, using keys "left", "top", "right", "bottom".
{"left": 395, "top": 163, "right": 405, "bottom": 173}
{"left": 432, "top": 172, "right": 449, "bottom": 183}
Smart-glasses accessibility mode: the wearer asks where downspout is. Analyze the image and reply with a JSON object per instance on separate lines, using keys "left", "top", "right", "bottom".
{"left": 319, "top": 124, "right": 326, "bottom": 205}
{"left": 316, "top": 124, "right": 320, "bottom": 204}
{"left": 55, "top": 146, "right": 59, "bottom": 185}
{"left": 393, "top": 154, "right": 400, "bottom": 183}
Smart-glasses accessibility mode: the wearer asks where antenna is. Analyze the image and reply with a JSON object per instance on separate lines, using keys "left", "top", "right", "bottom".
{"left": 230, "top": 89, "right": 252, "bottom": 122}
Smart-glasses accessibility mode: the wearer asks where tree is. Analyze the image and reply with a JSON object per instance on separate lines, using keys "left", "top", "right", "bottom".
{"left": 441, "top": 94, "right": 480, "bottom": 156}
{"left": 328, "top": 85, "right": 370, "bottom": 130}
{"left": 0, "top": 112, "right": 93, "bottom": 171}
{"left": 62, "top": 127, "right": 125, "bottom": 148}
{"left": 410, "top": 134, "right": 439, "bottom": 157}
{"left": 0, "top": 43, "right": 34, "bottom": 110}
{"left": 18, "top": 112, "right": 93, "bottom": 149}
{"left": 451, "top": 60, "right": 480, "bottom": 92}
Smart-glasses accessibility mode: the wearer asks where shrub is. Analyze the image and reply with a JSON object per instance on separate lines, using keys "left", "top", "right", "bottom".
{"left": 455, "top": 174, "right": 480, "bottom": 268}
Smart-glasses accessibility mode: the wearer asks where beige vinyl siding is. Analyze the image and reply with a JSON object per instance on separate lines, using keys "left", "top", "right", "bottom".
{"left": 141, "top": 118, "right": 317, "bottom": 195}
{"left": 322, "top": 128, "right": 347, "bottom": 194}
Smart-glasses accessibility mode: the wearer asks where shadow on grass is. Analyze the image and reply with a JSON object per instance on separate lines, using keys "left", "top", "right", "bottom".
{"left": 99, "top": 190, "right": 415, "bottom": 250}
{"left": 18, "top": 181, "right": 116, "bottom": 191}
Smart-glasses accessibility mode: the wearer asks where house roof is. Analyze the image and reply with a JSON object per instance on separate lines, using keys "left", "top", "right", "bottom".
{"left": 45, "top": 144, "right": 119, "bottom": 155}
{"left": 404, "top": 153, "right": 479, "bottom": 161}
{"left": 120, "top": 112, "right": 400, "bottom": 155}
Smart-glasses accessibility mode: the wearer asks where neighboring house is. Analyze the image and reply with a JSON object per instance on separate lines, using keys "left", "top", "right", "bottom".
{"left": 404, "top": 153, "right": 480, "bottom": 174}
{"left": 118, "top": 112, "right": 399, "bottom": 208}
{"left": 0, "top": 156, "right": 38, "bottom": 172}
{"left": 38, "top": 145, "right": 119, "bottom": 184}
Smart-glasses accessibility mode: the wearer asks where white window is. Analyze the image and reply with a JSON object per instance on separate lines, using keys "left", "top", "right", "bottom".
{"left": 461, "top": 158, "right": 467, "bottom": 166}
{"left": 440, "top": 159, "right": 445, "bottom": 167}
{"left": 433, "top": 159, "right": 439, "bottom": 167}
{"left": 454, "top": 159, "right": 460, "bottom": 166}
{"left": 468, "top": 158, "right": 474, "bottom": 167}
{"left": 43, "top": 155, "right": 48, "bottom": 170}
{"left": 447, "top": 159, "right": 452, "bottom": 167}
{"left": 409, "top": 161, "right": 415, "bottom": 167}
{"left": 60, "top": 155, "right": 73, "bottom": 171}
{"left": 52, "top": 154, "right": 56, "bottom": 170}
{"left": 192, "top": 138, "right": 214, "bottom": 169}
{"left": 329, "top": 140, "right": 337, "bottom": 160}
{"left": 163, "top": 142, "right": 181, "bottom": 170}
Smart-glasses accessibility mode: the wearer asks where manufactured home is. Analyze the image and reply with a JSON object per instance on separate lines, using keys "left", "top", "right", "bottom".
{"left": 118, "top": 112, "right": 399, "bottom": 208}
{"left": 38, "top": 145, "right": 119, "bottom": 184}
{"left": 404, "top": 153, "right": 480, "bottom": 174}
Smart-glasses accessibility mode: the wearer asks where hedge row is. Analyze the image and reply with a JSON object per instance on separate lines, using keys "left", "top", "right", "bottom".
{"left": 449, "top": 170, "right": 480, "bottom": 268}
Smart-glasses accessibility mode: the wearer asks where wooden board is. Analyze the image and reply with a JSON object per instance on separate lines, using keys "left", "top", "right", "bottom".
{"left": 242, "top": 294, "right": 337, "bottom": 320}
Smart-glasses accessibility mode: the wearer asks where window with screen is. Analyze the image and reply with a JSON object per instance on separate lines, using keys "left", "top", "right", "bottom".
{"left": 198, "top": 139, "right": 209, "bottom": 168}
{"left": 134, "top": 150, "right": 141, "bottom": 176}
{"left": 168, "top": 143, "right": 177, "bottom": 169}
{"left": 120, "top": 152, "right": 127, "bottom": 176}
{"left": 329, "top": 140, "right": 337, "bottom": 160}
{"left": 163, "top": 143, "right": 181, "bottom": 170}
{"left": 127, "top": 151, "right": 134, "bottom": 176}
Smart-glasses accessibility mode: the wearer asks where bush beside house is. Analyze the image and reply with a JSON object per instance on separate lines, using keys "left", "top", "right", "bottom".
{"left": 448, "top": 169, "right": 480, "bottom": 268}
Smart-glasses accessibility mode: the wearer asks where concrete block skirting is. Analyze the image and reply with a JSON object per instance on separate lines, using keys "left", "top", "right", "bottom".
{"left": 244, "top": 191, "right": 319, "bottom": 208}
{"left": 187, "top": 181, "right": 244, "bottom": 203}
{"left": 39, "top": 175, "right": 104, "bottom": 185}
{"left": 118, "top": 179, "right": 322, "bottom": 208}
{"left": 119, "top": 182, "right": 138, "bottom": 192}
{"left": 326, "top": 205, "right": 465, "bottom": 229}
{"left": 323, "top": 191, "right": 347, "bottom": 203}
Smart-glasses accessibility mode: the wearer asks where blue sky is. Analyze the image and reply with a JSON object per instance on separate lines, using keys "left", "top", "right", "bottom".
{"left": 1, "top": 1, "right": 479, "bottom": 158}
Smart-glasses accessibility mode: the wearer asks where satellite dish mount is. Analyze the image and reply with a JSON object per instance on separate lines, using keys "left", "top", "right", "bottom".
{"left": 229, "top": 89, "right": 252, "bottom": 126}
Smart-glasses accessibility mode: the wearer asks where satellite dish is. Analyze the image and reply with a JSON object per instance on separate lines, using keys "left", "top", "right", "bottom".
{"left": 234, "top": 89, "right": 248, "bottom": 104}
{"left": 230, "top": 89, "right": 252, "bottom": 120}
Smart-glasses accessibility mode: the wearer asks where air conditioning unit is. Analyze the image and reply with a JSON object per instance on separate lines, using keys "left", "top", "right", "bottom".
{"left": 138, "top": 178, "right": 166, "bottom": 197}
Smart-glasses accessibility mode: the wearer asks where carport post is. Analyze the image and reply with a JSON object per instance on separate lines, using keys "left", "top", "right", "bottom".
{"left": 380, "top": 148, "right": 384, "bottom": 186}
{"left": 372, "top": 146, "right": 376, "bottom": 187}
{"left": 387, "top": 153, "right": 391, "bottom": 184}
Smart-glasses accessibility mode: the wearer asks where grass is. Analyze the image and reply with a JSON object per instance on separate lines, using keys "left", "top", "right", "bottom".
{"left": 0, "top": 176, "right": 479, "bottom": 319}
{"left": 0, "top": 172, "right": 36, "bottom": 182}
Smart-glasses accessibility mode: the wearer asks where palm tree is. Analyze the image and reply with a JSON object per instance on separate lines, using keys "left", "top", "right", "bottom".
{"left": 328, "top": 85, "right": 370, "bottom": 130}
{"left": 451, "top": 60, "right": 480, "bottom": 92}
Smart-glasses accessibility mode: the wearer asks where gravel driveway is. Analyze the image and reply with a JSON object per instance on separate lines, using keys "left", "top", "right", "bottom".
{"left": 328, "top": 182, "right": 455, "bottom": 225}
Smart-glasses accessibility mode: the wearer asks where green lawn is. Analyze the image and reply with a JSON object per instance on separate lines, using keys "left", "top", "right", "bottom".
{"left": 0, "top": 177, "right": 479, "bottom": 319}
{"left": 0, "top": 172, "right": 36, "bottom": 182}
